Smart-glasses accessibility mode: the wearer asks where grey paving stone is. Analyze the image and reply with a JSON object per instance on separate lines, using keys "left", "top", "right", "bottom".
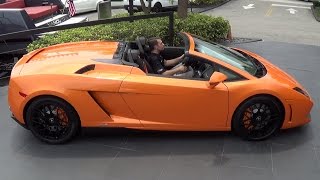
{"left": 0, "top": 96, "right": 17, "bottom": 130}
{"left": 79, "top": 128, "right": 133, "bottom": 151}
{"left": 221, "top": 138, "right": 272, "bottom": 169}
{"left": 219, "top": 166, "right": 275, "bottom": 180}
{"left": 0, "top": 142, "right": 120, "bottom": 180}
{"left": 0, "top": 86, "right": 8, "bottom": 96}
{"left": 123, "top": 132, "right": 225, "bottom": 154}
{"left": 157, "top": 152, "right": 221, "bottom": 180}
{"left": 103, "top": 150, "right": 169, "bottom": 180}
{"left": 272, "top": 143, "right": 320, "bottom": 180}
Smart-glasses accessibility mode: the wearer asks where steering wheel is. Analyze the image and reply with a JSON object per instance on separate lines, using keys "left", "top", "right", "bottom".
{"left": 181, "top": 56, "right": 193, "bottom": 66}
{"left": 173, "top": 56, "right": 195, "bottom": 77}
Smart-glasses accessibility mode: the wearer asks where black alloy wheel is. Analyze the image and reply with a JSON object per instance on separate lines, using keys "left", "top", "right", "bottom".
{"left": 26, "top": 97, "right": 80, "bottom": 144}
{"left": 232, "top": 96, "right": 284, "bottom": 140}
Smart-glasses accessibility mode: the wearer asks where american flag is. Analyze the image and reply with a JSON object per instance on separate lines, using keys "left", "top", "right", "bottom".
{"left": 67, "top": 0, "right": 76, "bottom": 17}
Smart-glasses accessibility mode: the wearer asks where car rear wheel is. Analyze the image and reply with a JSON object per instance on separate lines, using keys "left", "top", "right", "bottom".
{"left": 232, "top": 96, "right": 284, "bottom": 141}
{"left": 26, "top": 97, "right": 80, "bottom": 144}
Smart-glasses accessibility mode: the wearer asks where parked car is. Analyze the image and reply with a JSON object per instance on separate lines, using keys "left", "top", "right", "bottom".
{"left": 123, "top": 0, "right": 178, "bottom": 12}
{"left": 0, "top": 1, "right": 88, "bottom": 79}
{"left": 8, "top": 32, "right": 313, "bottom": 144}
{"left": 0, "top": 0, "right": 60, "bottom": 20}
{"left": 60, "top": 0, "right": 106, "bottom": 14}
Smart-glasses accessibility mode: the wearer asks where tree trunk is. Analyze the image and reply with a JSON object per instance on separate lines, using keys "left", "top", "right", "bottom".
{"left": 140, "top": 0, "right": 152, "bottom": 14}
{"left": 178, "top": 0, "right": 188, "bottom": 19}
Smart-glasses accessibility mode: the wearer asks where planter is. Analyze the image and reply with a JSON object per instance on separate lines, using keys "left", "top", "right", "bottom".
{"left": 311, "top": 5, "right": 320, "bottom": 22}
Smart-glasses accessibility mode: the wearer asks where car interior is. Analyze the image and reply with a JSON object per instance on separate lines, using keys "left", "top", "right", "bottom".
{"left": 121, "top": 36, "right": 217, "bottom": 80}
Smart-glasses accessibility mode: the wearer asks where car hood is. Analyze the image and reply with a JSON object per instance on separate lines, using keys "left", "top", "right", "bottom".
{"left": 263, "top": 61, "right": 300, "bottom": 87}
{"left": 18, "top": 41, "right": 121, "bottom": 75}
{"left": 238, "top": 48, "right": 303, "bottom": 89}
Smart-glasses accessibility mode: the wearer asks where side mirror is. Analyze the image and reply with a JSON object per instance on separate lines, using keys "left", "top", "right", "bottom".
{"left": 207, "top": 72, "right": 227, "bottom": 88}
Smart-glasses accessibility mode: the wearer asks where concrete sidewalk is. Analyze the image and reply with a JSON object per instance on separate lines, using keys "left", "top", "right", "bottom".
{"left": 111, "top": 0, "right": 125, "bottom": 8}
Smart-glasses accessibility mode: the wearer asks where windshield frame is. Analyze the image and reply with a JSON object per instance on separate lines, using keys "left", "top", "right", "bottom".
{"left": 179, "top": 32, "right": 258, "bottom": 79}
{"left": 192, "top": 35, "right": 257, "bottom": 75}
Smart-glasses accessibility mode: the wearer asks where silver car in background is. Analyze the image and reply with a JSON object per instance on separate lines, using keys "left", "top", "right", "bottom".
{"left": 123, "top": 0, "right": 178, "bottom": 12}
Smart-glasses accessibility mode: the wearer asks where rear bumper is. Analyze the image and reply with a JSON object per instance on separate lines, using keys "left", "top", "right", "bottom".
{"left": 11, "top": 113, "right": 28, "bottom": 130}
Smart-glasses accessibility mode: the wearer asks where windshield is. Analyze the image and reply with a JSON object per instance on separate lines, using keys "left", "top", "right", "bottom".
{"left": 192, "top": 36, "right": 257, "bottom": 75}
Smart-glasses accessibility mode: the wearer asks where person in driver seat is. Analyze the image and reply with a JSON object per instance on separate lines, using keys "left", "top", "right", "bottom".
{"left": 147, "top": 37, "right": 188, "bottom": 76}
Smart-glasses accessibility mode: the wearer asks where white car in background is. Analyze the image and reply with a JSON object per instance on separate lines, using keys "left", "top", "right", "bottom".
{"left": 123, "top": 0, "right": 178, "bottom": 13}
{"left": 60, "top": 0, "right": 106, "bottom": 14}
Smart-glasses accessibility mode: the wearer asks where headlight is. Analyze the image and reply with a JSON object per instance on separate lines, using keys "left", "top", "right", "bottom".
{"left": 293, "top": 87, "right": 309, "bottom": 97}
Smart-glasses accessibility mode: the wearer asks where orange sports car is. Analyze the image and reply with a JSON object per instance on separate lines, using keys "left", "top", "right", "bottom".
{"left": 8, "top": 32, "right": 313, "bottom": 144}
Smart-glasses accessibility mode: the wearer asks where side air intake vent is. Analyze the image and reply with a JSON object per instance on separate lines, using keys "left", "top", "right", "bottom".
{"left": 75, "top": 64, "right": 96, "bottom": 74}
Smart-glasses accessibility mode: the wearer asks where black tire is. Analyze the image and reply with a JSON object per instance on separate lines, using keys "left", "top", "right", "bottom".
{"left": 26, "top": 97, "right": 80, "bottom": 144}
{"left": 153, "top": 3, "right": 162, "bottom": 13}
{"left": 232, "top": 96, "right": 284, "bottom": 141}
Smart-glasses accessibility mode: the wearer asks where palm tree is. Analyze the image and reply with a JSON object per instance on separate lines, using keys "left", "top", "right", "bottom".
{"left": 139, "top": 0, "right": 152, "bottom": 14}
{"left": 178, "top": 0, "right": 188, "bottom": 18}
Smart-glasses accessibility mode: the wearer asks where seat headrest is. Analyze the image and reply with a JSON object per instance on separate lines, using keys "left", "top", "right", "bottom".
{"left": 136, "top": 36, "right": 150, "bottom": 53}
{"left": 127, "top": 49, "right": 140, "bottom": 63}
{"left": 137, "top": 37, "right": 147, "bottom": 46}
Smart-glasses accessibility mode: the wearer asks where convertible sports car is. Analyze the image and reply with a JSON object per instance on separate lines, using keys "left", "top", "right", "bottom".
{"left": 8, "top": 32, "right": 313, "bottom": 144}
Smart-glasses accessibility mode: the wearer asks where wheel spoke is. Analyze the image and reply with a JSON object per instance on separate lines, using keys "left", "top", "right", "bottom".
{"left": 30, "top": 102, "right": 73, "bottom": 141}
{"left": 34, "top": 109, "right": 46, "bottom": 117}
{"left": 32, "top": 120, "right": 44, "bottom": 125}
{"left": 239, "top": 101, "right": 283, "bottom": 140}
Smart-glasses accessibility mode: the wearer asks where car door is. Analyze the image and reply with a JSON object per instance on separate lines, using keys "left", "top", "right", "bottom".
{"left": 73, "top": 0, "right": 92, "bottom": 13}
{"left": 119, "top": 72, "right": 229, "bottom": 130}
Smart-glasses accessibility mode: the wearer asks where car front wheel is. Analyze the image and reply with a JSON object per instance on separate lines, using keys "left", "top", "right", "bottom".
{"left": 232, "top": 96, "right": 284, "bottom": 141}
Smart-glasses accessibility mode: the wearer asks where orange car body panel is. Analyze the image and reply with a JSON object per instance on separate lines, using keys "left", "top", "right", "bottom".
{"left": 120, "top": 73, "right": 229, "bottom": 130}
{"left": 8, "top": 33, "right": 313, "bottom": 132}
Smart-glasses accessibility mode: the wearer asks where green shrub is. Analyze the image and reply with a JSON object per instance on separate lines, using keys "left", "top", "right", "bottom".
{"left": 314, "top": 0, "right": 320, "bottom": 7}
{"left": 27, "top": 13, "right": 229, "bottom": 52}
{"left": 315, "top": 6, "right": 320, "bottom": 18}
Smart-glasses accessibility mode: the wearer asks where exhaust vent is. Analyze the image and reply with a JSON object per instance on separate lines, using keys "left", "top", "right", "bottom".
{"left": 75, "top": 64, "right": 95, "bottom": 74}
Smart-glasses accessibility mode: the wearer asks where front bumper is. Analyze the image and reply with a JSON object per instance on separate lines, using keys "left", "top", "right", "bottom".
{"left": 282, "top": 98, "right": 313, "bottom": 129}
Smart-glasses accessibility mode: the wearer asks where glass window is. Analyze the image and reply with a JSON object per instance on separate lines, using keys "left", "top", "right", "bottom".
{"left": 192, "top": 36, "right": 257, "bottom": 76}
{"left": 218, "top": 66, "right": 245, "bottom": 81}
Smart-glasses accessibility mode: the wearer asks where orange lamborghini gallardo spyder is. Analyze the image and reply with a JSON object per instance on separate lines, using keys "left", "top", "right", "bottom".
{"left": 8, "top": 32, "right": 313, "bottom": 144}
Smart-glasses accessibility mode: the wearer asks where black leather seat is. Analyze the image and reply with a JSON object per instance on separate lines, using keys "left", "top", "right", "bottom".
{"left": 136, "top": 37, "right": 150, "bottom": 59}
{"left": 127, "top": 49, "right": 153, "bottom": 73}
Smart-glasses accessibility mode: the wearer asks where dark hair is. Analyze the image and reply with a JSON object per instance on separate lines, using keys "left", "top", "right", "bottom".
{"left": 148, "top": 37, "right": 161, "bottom": 51}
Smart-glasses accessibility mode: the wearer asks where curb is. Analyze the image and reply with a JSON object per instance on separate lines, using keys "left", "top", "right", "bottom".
{"left": 217, "top": 37, "right": 263, "bottom": 46}
{"left": 189, "top": 0, "right": 232, "bottom": 13}
{"left": 311, "top": 5, "right": 320, "bottom": 22}
{"left": 111, "top": 5, "right": 125, "bottom": 10}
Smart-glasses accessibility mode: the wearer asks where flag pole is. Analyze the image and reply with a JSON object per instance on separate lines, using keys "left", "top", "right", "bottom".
{"left": 61, "top": 0, "right": 68, "bottom": 15}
